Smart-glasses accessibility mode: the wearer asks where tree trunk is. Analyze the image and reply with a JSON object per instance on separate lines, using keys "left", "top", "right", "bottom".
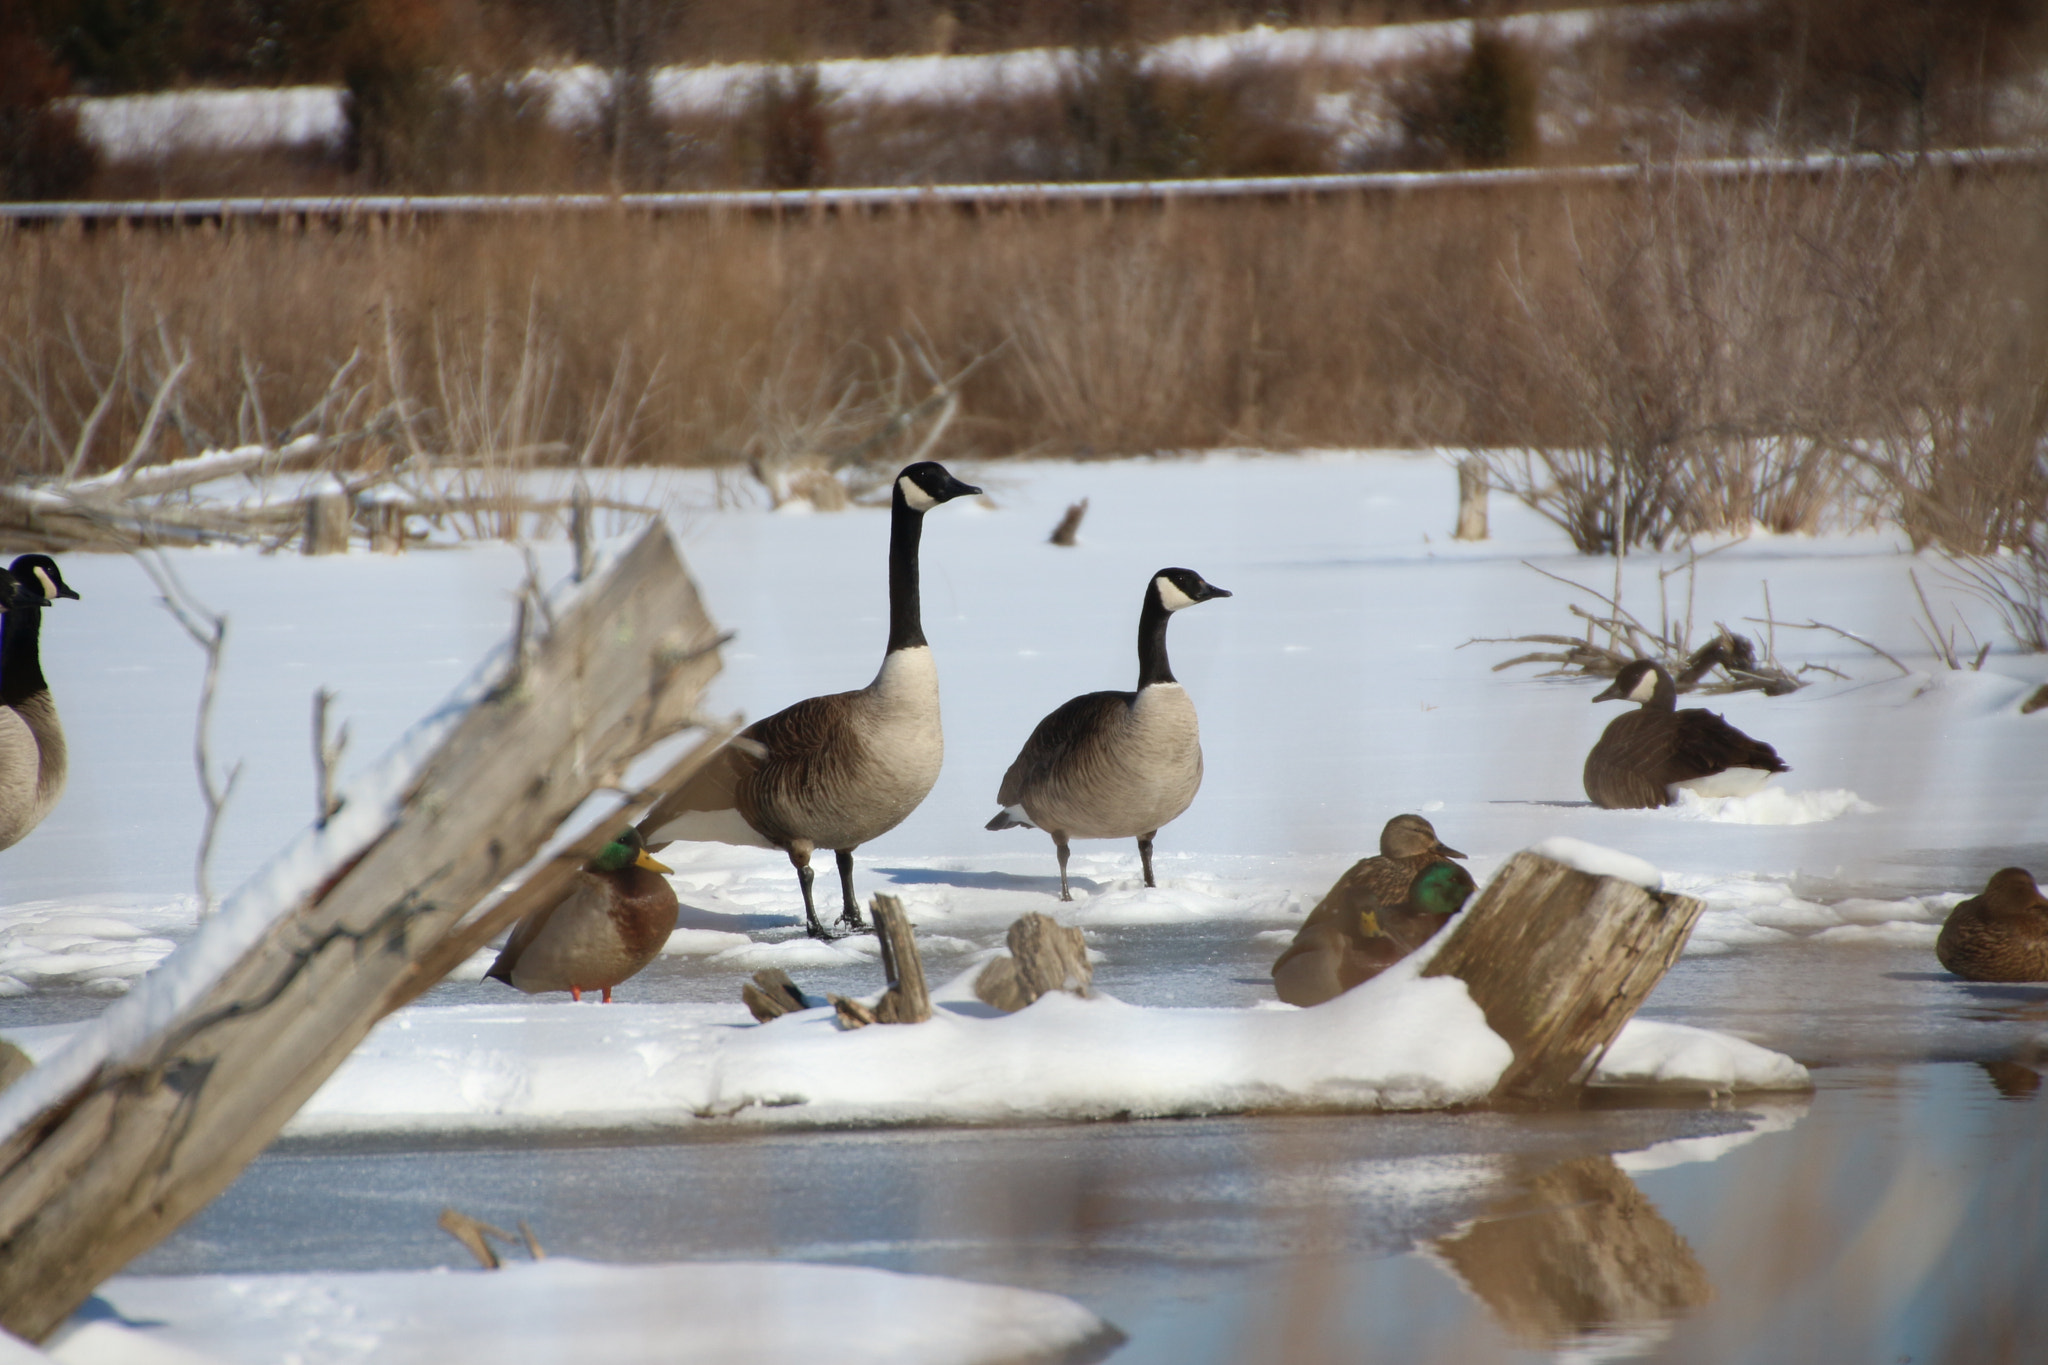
{"left": 1422, "top": 850, "right": 1703, "bottom": 1102}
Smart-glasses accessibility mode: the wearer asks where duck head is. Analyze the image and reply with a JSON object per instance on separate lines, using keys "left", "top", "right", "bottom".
{"left": 588, "top": 828, "right": 673, "bottom": 876}
{"left": 1592, "top": 659, "right": 1675, "bottom": 710}
{"left": 6, "top": 555, "right": 79, "bottom": 605}
{"left": 1982, "top": 867, "right": 2048, "bottom": 917}
{"left": 1379, "top": 813, "right": 1465, "bottom": 861}
{"left": 893, "top": 461, "right": 982, "bottom": 512}
{"left": 1151, "top": 567, "right": 1232, "bottom": 612}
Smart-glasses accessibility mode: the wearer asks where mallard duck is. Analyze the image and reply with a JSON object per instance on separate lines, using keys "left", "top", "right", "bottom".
{"left": 1272, "top": 859, "right": 1477, "bottom": 1007}
{"left": 1584, "top": 659, "right": 1787, "bottom": 809}
{"left": 1936, "top": 868, "right": 2048, "bottom": 983}
{"left": 486, "top": 829, "right": 679, "bottom": 1002}
{"left": 1315, "top": 813, "right": 1467, "bottom": 912}
{"left": 985, "top": 567, "right": 1231, "bottom": 900}
{"left": 636, "top": 461, "right": 982, "bottom": 939}
{"left": 2, "top": 554, "right": 81, "bottom": 853}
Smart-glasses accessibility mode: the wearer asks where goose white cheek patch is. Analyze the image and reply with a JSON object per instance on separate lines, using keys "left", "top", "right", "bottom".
{"left": 1628, "top": 670, "right": 1660, "bottom": 702}
{"left": 33, "top": 568, "right": 57, "bottom": 599}
{"left": 1155, "top": 576, "right": 1197, "bottom": 612}
{"left": 897, "top": 476, "right": 938, "bottom": 511}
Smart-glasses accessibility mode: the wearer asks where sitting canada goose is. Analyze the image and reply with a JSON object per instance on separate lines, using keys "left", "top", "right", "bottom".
{"left": 1583, "top": 659, "right": 1787, "bottom": 810}
{"left": 487, "top": 829, "right": 679, "bottom": 1002}
{"left": 1272, "top": 859, "right": 1477, "bottom": 1007}
{"left": 986, "top": 567, "right": 1231, "bottom": 900}
{"left": 1, "top": 555, "right": 81, "bottom": 853}
{"left": 1936, "top": 868, "right": 2048, "bottom": 983}
{"left": 637, "top": 461, "right": 982, "bottom": 939}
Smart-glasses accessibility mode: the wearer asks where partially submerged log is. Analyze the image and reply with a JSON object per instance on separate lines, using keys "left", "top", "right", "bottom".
{"left": 0, "top": 522, "right": 725, "bottom": 1341}
{"left": 1422, "top": 849, "right": 1703, "bottom": 1103}
{"left": 742, "top": 969, "right": 812, "bottom": 1023}
{"left": 974, "top": 913, "right": 1092, "bottom": 1013}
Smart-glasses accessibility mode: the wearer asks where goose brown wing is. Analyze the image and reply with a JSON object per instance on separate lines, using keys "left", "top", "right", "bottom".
{"left": 994, "top": 690, "right": 1134, "bottom": 808}
{"left": 1667, "top": 707, "right": 1788, "bottom": 781}
{"left": 637, "top": 689, "right": 858, "bottom": 842}
{"left": 1583, "top": 710, "right": 1682, "bottom": 809}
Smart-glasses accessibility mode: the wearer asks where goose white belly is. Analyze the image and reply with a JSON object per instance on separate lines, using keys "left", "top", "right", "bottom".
{"left": 1035, "top": 683, "right": 1203, "bottom": 840}
{"left": 1669, "top": 767, "right": 1775, "bottom": 799}
{"left": 778, "top": 645, "right": 945, "bottom": 850}
{"left": 0, "top": 696, "right": 63, "bottom": 852}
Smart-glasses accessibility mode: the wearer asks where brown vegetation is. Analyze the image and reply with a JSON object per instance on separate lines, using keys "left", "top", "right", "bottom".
{"left": 3, "top": 160, "right": 2045, "bottom": 560}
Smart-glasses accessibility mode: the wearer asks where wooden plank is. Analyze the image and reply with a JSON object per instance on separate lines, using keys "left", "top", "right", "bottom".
{"left": 1422, "top": 850, "right": 1703, "bottom": 1103}
{"left": 0, "top": 522, "right": 723, "bottom": 1341}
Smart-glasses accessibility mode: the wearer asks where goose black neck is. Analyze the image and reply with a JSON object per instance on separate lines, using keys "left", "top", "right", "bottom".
{"left": 886, "top": 492, "right": 927, "bottom": 653}
{"left": 1136, "top": 589, "right": 1176, "bottom": 688}
{"left": 0, "top": 606, "right": 45, "bottom": 705}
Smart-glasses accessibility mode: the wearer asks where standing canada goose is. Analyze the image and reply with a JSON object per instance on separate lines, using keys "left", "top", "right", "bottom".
{"left": 1, "top": 555, "right": 81, "bottom": 853}
{"left": 487, "top": 829, "right": 679, "bottom": 1002}
{"left": 1272, "top": 859, "right": 1476, "bottom": 1007}
{"left": 986, "top": 567, "right": 1231, "bottom": 900}
{"left": 1583, "top": 659, "right": 1787, "bottom": 810}
{"left": 637, "top": 461, "right": 982, "bottom": 939}
{"left": 1936, "top": 868, "right": 2048, "bottom": 983}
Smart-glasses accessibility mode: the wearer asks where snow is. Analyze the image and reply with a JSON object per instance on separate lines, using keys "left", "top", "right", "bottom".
{"left": 47, "top": 1258, "right": 1116, "bottom": 1365}
{"left": 1526, "top": 836, "right": 1662, "bottom": 890}
{"left": 1594, "top": 1019, "right": 1812, "bottom": 1093}
{"left": 1668, "top": 786, "right": 1877, "bottom": 825}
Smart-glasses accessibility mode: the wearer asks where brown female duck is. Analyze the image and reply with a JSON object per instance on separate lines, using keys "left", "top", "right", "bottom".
{"left": 1936, "top": 869, "right": 2048, "bottom": 983}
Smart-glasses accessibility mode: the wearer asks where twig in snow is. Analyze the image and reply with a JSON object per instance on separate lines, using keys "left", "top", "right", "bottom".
{"left": 1745, "top": 614, "right": 1910, "bottom": 677}
{"left": 133, "top": 550, "right": 242, "bottom": 913}
{"left": 312, "top": 688, "right": 349, "bottom": 829}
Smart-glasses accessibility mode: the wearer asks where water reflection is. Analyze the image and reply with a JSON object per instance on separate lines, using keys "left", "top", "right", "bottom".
{"left": 1432, "top": 1154, "right": 1712, "bottom": 1353}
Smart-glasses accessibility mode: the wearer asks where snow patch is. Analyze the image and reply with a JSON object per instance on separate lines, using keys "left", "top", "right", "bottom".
{"left": 1595, "top": 1019, "right": 1811, "bottom": 1093}
{"left": 1668, "top": 787, "right": 1875, "bottom": 825}
{"left": 1527, "top": 837, "right": 1662, "bottom": 890}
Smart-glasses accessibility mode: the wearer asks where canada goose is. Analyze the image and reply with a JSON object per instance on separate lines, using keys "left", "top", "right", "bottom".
{"left": 985, "top": 566, "right": 1231, "bottom": 900}
{"left": 1936, "top": 868, "right": 2048, "bottom": 983}
{"left": 487, "top": 829, "right": 679, "bottom": 1002}
{"left": 637, "top": 461, "right": 982, "bottom": 939}
{"left": 1272, "top": 859, "right": 1476, "bottom": 1007}
{"left": 1583, "top": 659, "right": 1787, "bottom": 810}
{"left": 1, "top": 555, "right": 81, "bottom": 853}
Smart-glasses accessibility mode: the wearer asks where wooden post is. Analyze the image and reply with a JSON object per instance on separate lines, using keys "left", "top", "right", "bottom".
{"left": 1048, "top": 498, "right": 1088, "bottom": 546}
{"left": 974, "top": 913, "right": 1092, "bottom": 1012}
{"left": 1422, "top": 850, "right": 1703, "bottom": 1102}
{"left": 870, "top": 894, "right": 930, "bottom": 1024}
{"left": 570, "top": 482, "right": 593, "bottom": 582}
{"left": 0, "top": 523, "right": 725, "bottom": 1341}
{"left": 1455, "top": 456, "right": 1489, "bottom": 541}
{"left": 302, "top": 483, "right": 351, "bottom": 555}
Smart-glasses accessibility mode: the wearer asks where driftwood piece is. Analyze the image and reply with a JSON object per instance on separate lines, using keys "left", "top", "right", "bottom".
{"left": 438, "top": 1207, "right": 514, "bottom": 1269}
{"left": 1455, "top": 456, "right": 1489, "bottom": 541}
{"left": 871, "top": 894, "right": 930, "bottom": 1025}
{"left": 1422, "top": 850, "right": 1703, "bottom": 1103}
{"left": 831, "top": 994, "right": 878, "bottom": 1029}
{"left": 0, "top": 523, "right": 724, "bottom": 1341}
{"left": 974, "top": 913, "right": 1091, "bottom": 1013}
{"left": 0, "top": 1046, "right": 29, "bottom": 1096}
{"left": 1433, "top": 1155, "right": 1711, "bottom": 1345}
{"left": 303, "top": 485, "right": 351, "bottom": 554}
{"left": 1048, "top": 498, "right": 1088, "bottom": 546}
{"left": 742, "top": 968, "right": 812, "bottom": 1022}
{"left": 2023, "top": 684, "right": 2048, "bottom": 716}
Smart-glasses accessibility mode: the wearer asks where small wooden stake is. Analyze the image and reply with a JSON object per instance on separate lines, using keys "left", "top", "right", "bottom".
{"left": 438, "top": 1208, "right": 512, "bottom": 1270}
{"left": 871, "top": 894, "right": 931, "bottom": 1024}
{"left": 1048, "top": 498, "right": 1088, "bottom": 546}
{"left": 974, "top": 913, "right": 1091, "bottom": 1012}
{"left": 303, "top": 485, "right": 351, "bottom": 554}
{"left": 1455, "top": 456, "right": 1489, "bottom": 541}
{"left": 1422, "top": 850, "right": 1703, "bottom": 1102}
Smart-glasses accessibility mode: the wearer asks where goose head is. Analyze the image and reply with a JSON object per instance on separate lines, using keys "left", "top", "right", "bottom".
{"left": 893, "top": 462, "right": 982, "bottom": 512}
{"left": 588, "top": 828, "right": 673, "bottom": 877}
{"left": 1151, "top": 567, "right": 1232, "bottom": 612}
{"left": 1410, "top": 860, "right": 1477, "bottom": 918}
{"left": 1592, "top": 658, "right": 1675, "bottom": 710}
{"left": 7, "top": 555, "right": 80, "bottom": 606}
{"left": 1379, "top": 813, "right": 1465, "bottom": 861}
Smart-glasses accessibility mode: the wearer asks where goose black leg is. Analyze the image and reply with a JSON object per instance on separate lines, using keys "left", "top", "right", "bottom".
{"left": 835, "top": 848, "right": 866, "bottom": 931}
{"left": 1054, "top": 832, "right": 1073, "bottom": 902}
{"left": 790, "top": 845, "right": 832, "bottom": 939}
{"left": 1139, "top": 832, "right": 1157, "bottom": 888}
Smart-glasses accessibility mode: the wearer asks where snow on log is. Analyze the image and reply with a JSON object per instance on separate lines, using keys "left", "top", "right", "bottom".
{"left": 1422, "top": 848, "right": 1704, "bottom": 1103}
{"left": 0, "top": 522, "right": 725, "bottom": 1342}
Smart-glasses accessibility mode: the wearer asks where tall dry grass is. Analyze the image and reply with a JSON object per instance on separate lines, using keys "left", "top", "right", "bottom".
{"left": 3, "top": 163, "right": 2045, "bottom": 558}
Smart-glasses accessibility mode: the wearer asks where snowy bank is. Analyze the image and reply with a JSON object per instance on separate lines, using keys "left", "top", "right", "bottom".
{"left": 49, "top": 1258, "right": 1118, "bottom": 1365}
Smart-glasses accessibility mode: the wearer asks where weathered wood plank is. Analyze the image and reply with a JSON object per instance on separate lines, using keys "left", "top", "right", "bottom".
{"left": 973, "top": 913, "right": 1091, "bottom": 1013}
{"left": 870, "top": 894, "right": 930, "bottom": 1025}
{"left": 1422, "top": 850, "right": 1703, "bottom": 1102}
{"left": 0, "top": 522, "right": 723, "bottom": 1340}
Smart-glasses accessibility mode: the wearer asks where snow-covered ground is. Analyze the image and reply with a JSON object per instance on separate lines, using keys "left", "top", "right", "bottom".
{"left": 2, "top": 448, "right": 2043, "bottom": 1359}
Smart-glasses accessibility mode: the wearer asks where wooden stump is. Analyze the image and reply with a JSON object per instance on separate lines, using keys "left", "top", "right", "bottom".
{"left": 1048, "top": 498, "right": 1088, "bottom": 546}
{"left": 303, "top": 485, "right": 351, "bottom": 555}
{"left": 830, "top": 895, "right": 931, "bottom": 1029}
{"left": 1422, "top": 850, "right": 1703, "bottom": 1102}
{"left": 1455, "top": 456, "right": 1489, "bottom": 541}
{"left": 742, "top": 968, "right": 812, "bottom": 1023}
{"left": 974, "top": 913, "right": 1092, "bottom": 1012}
